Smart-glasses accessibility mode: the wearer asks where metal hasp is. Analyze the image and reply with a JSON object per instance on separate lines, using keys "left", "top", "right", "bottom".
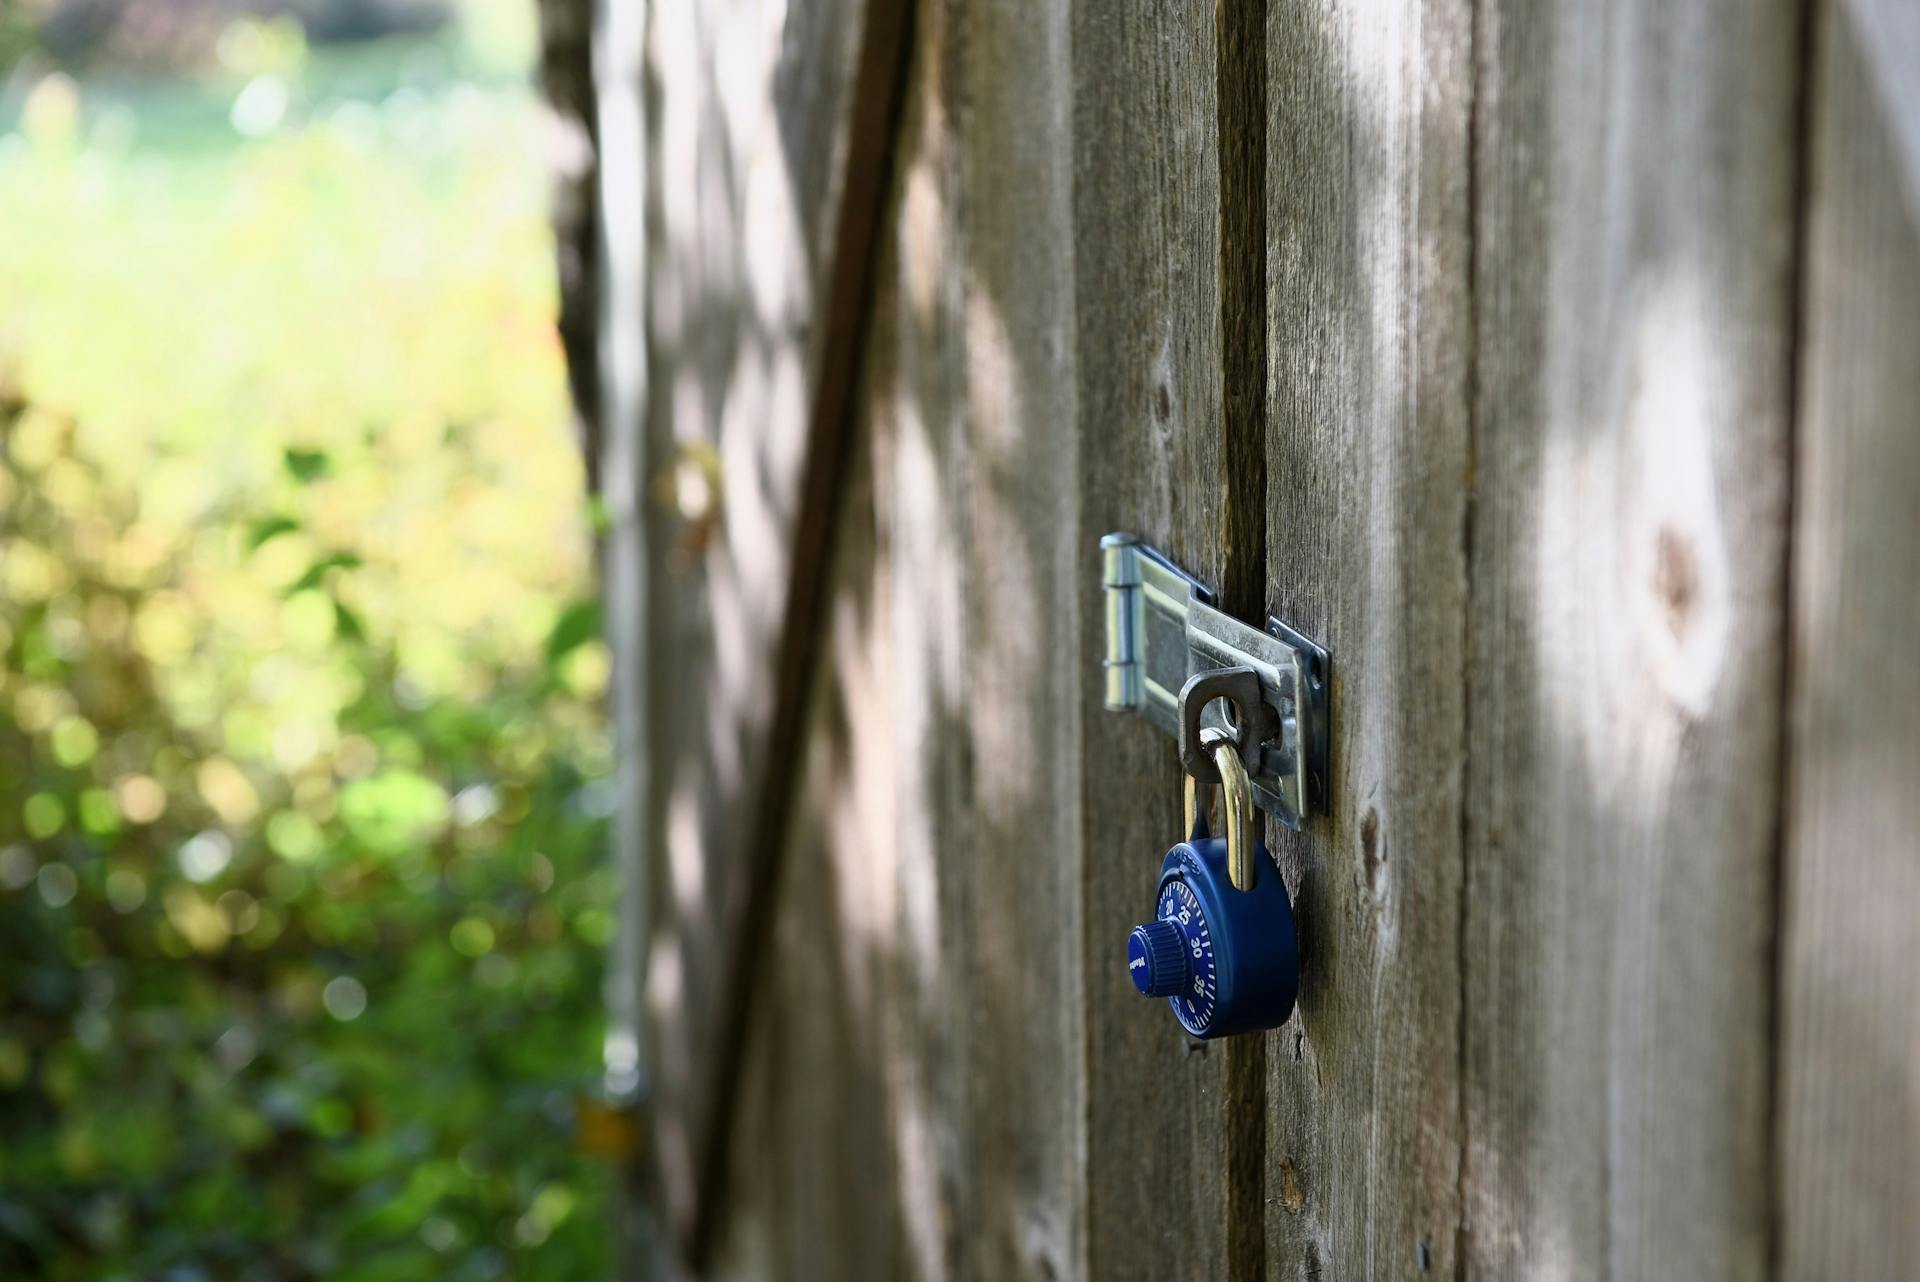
{"left": 1100, "top": 533, "right": 1331, "bottom": 828}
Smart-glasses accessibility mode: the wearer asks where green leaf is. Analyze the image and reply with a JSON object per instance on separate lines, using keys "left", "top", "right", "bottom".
{"left": 283, "top": 448, "right": 331, "bottom": 482}
{"left": 247, "top": 514, "right": 301, "bottom": 550}
{"left": 334, "top": 600, "right": 367, "bottom": 643}
{"left": 286, "top": 552, "right": 364, "bottom": 595}
{"left": 543, "top": 599, "right": 601, "bottom": 666}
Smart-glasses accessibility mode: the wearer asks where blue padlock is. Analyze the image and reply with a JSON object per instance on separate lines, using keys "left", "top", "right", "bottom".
{"left": 1127, "top": 731, "right": 1299, "bottom": 1038}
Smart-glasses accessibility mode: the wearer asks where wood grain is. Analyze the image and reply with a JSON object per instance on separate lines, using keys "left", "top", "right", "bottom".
{"left": 1261, "top": 0, "right": 1474, "bottom": 1277}
{"left": 1777, "top": 3, "right": 1920, "bottom": 1278}
{"left": 1465, "top": 1, "right": 1799, "bottom": 1277}
{"left": 632, "top": 0, "right": 897, "bottom": 1246}
{"left": 638, "top": 0, "right": 854, "bottom": 1232}
{"left": 948, "top": 0, "right": 1087, "bottom": 1276}
{"left": 602, "top": 0, "right": 1898, "bottom": 1276}
{"left": 1070, "top": 4, "right": 1244, "bottom": 1279}
{"left": 709, "top": 1, "right": 1250, "bottom": 1273}
{"left": 863, "top": 6, "right": 971, "bottom": 1278}
{"left": 703, "top": 0, "right": 1090, "bottom": 1271}
{"left": 702, "top": 401, "right": 899, "bottom": 1282}
{"left": 690, "top": 0, "right": 915, "bottom": 1254}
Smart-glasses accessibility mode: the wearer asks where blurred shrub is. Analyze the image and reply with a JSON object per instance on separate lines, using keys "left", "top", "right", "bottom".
{"left": 0, "top": 36, "right": 609, "bottom": 1282}
{"left": 13, "top": 1, "right": 450, "bottom": 74}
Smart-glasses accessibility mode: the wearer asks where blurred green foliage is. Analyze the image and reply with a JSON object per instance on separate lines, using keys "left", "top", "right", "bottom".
{"left": 0, "top": 12, "right": 612, "bottom": 1280}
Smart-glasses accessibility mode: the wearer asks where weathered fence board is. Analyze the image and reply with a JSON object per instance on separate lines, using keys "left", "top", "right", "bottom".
{"left": 594, "top": 0, "right": 1920, "bottom": 1277}
{"left": 635, "top": 0, "right": 878, "bottom": 1238}
{"left": 701, "top": 416, "right": 898, "bottom": 1282}
{"left": 1778, "top": 3, "right": 1920, "bottom": 1278}
{"left": 948, "top": 1, "right": 1087, "bottom": 1277}
{"left": 711, "top": 2, "right": 1091, "bottom": 1274}
{"left": 863, "top": 6, "right": 971, "bottom": 1278}
{"left": 1262, "top": 0, "right": 1474, "bottom": 1277}
{"left": 744, "top": 428, "right": 899, "bottom": 1282}
{"left": 1464, "top": 1, "right": 1799, "bottom": 1277}
{"left": 1071, "top": 4, "right": 1247, "bottom": 1279}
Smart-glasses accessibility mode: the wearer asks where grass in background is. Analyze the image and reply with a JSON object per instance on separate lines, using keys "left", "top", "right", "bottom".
{"left": 0, "top": 7, "right": 613, "bottom": 1279}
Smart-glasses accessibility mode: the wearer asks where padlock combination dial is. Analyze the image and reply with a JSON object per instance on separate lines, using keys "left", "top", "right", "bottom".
{"left": 1127, "top": 832, "right": 1298, "bottom": 1037}
{"left": 1128, "top": 876, "right": 1220, "bottom": 1030}
{"left": 1127, "top": 730, "right": 1300, "bottom": 1039}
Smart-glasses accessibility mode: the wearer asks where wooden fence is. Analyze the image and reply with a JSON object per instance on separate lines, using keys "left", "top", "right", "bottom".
{"left": 588, "top": 0, "right": 1920, "bottom": 1277}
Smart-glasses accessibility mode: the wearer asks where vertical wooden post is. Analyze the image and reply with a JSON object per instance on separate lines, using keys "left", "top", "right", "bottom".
{"left": 1072, "top": 4, "right": 1252, "bottom": 1277}
{"left": 591, "top": 0, "right": 658, "bottom": 1275}
{"left": 1263, "top": 0, "right": 1475, "bottom": 1275}
{"left": 1777, "top": 4, "right": 1920, "bottom": 1278}
{"left": 1466, "top": 1, "right": 1800, "bottom": 1276}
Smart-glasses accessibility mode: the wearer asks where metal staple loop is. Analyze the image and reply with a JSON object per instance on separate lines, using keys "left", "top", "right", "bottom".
{"left": 1178, "top": 665, "right": 1276, "bottom": 787}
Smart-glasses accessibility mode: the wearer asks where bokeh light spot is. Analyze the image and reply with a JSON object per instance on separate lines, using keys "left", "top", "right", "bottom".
{"left": 451, "top": 916, "right": 496, "bottom": 958}
{"left": 36, "top": 862, "right": 78, "bottom": 908}
{"left": 322, "top": 976, "right": 368, "bottom": 1022}
{"left": 178, "top": 831, "right": 234, "bottom": 883}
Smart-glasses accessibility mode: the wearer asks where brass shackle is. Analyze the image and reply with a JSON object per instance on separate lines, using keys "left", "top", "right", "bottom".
{"left": 1183, "top": 726, "right": 1257, "bottom": 892}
